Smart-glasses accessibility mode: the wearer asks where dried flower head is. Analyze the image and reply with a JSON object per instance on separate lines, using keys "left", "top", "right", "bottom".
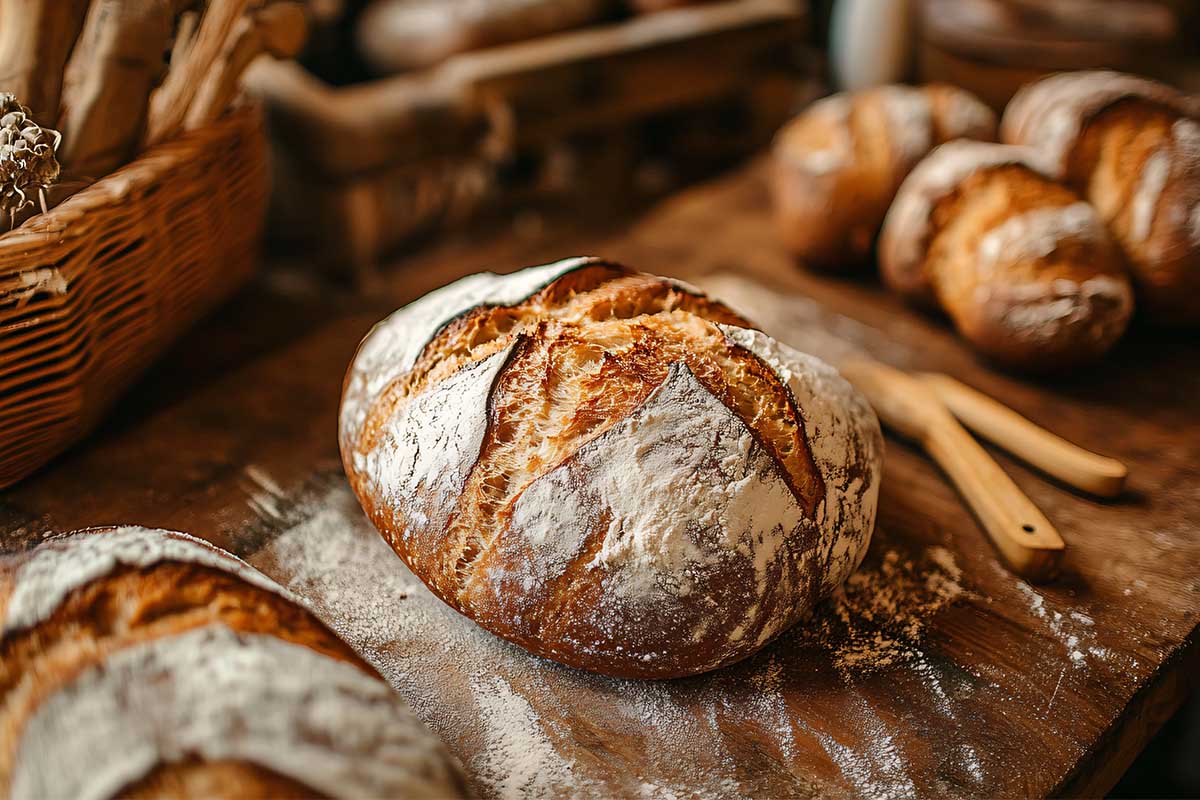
{"left": 0, "top": 93, "right": 61, "bottom": 221}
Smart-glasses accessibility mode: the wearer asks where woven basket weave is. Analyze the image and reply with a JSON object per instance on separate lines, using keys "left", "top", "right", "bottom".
{"left": 0, "top": 107, "right": 268, "bottom": 488}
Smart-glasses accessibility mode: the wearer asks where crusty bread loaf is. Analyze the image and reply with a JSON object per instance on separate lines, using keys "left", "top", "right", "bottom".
{"left": 880, "top": 141, "right": 1134, "bottom": 369}
{"left": 772, "top": 83, "right": 997, "bottom": 269}
{"left": 356, "top": 0, "right": 611, "bottom": 75}
{"left": 0, "top": 527, "right": 467, "bottom": 800}
{"left": 340, "top": 257, "right": 883, "bottom": 679}
{"left": 1002, "top": 71, "right": 1200, "bottom": 323}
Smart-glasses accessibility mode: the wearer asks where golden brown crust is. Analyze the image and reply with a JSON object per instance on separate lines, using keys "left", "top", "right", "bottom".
{"left": 0, "top": 529, "right": 470, "bottom": 800}
{"left": 880, "top": 142, "right": 1133, "bottom": 368}
{"left": 1066, "top": 99, "right": 1200, "bottom": 323}
{"left": 1002, "top": 72, "right": 1200, "bottom": 324}
{"left": 118, "top": 760, "right": 328, "bottom": 800}
{"left": 772, "top": 84, "right": 996, "bottom": 269}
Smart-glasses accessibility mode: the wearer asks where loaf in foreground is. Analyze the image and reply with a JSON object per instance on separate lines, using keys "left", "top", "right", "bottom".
{"left": 0, "top": 527, "right": 467, "bottom": 800}
{"left": 340, "top": 257, "right": 883, "bottom": 679}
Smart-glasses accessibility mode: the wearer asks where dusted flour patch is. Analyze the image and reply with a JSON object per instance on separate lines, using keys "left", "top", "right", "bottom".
{"left": 879, "top": 86, "right": 933, "bottom": 167}
{"left": 719, "top": 325, "right": 882, "bottom": 594}
{"left": 363, "top": 343, "right": 515, "bottom": 535}
{"left": 977, "top": 203, "right": 1103, "bottom": 269}
{"left": 1130, "top": 149, "right": 1170, "bottom": 242}
{"left": 469, "top": 674, "right": 580, "bottom": 799}
{"left": 473, "top": 362, "right": 812, "bottom": 673}
{"left": 2, "top": 526, "right": 293, "bottom": 636}
{"left": 989, "top": 276, "right": 1133, "bottom": 346}
{"left": 11, "top": 625, "right": 463, "bottom": 800}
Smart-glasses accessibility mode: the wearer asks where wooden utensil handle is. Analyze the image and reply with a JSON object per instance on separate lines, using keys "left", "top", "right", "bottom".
{"left": 840, "top": 359, "right": 1065, "bottom": 581}
{"left": 923, "top": 415, "right": 1065, "bottom": 581}
{"left": 920, "top": 373, "right": 1127, "bottom": 498}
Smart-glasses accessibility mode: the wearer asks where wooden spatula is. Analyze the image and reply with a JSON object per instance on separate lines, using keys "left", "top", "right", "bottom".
{"left": 917, "top": 373, "right": 1127, "bottom": 498}
{"left": 840, "top": 358, "right": 1067, "bottom": 581}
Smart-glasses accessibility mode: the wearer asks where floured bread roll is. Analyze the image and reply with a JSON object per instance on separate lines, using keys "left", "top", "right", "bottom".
{"left": 340, "top": 257, "right": 883, "bottom": 679}
{"left": 772, "top": 83, "right": 997, "bottom": 269}
{"left": 880, "top": 141, "right": 1134, "bottom": 369}
{"left": 0, "top": 527, "right": 468, "bottom": 800}
{"left": 1002, "top": 71, "right": 1200, "bottom": 323}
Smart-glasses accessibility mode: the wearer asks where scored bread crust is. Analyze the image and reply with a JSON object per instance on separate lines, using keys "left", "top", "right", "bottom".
{"left": 1001, "top": 71, "right": 1200, "bottom": 176}
{"left": 880, "top": 141, "right": 1133, "bottom": 368}
{"left": 0, "top": 527, "right": 468, "bottom": 800}
{"left": 340, "top": 258, "right": 883, "bottom": 679}
{"left": 771, "top": 83, "right": 996, "bottom": 268}
{"left": 1002, "top": 71, "right": 1200, "bottom": 323}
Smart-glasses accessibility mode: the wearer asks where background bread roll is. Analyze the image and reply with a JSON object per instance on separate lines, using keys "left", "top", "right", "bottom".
{"left": 1002, "top": 71, "right": 1200, "bottom": 323}
{"left": 880, "top": 141, "right": 1134, "bottom": 369}
{"left": 340, "top": 257, "right": 883, "bottom": 679}
{"left": 0, "top": 527, "right": 467, "bottom": 800}
{"left": 772, "top": 83, "right": 997, "bottom": 269}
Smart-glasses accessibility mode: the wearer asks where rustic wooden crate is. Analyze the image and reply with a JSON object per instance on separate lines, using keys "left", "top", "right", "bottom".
{"left": 247, "top": 0, "right": 811, "bottom": 284}
{"left": 0, "top": 107, "right": 268, "bottom": 488}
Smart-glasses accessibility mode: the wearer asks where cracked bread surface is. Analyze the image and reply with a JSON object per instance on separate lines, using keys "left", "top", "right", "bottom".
{"left": 342, "top": 258, "right": 882, "bottom": 678}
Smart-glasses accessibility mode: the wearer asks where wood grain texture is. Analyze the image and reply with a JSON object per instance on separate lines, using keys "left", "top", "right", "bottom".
{"left": 1, "top": 160, "right": 1197, "bottom": 798}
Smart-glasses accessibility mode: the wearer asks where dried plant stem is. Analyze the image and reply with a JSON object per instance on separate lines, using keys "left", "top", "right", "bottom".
{"left": 0, "top": 0, "right": 91, "bottom": 120}
{"left": 57, "top": 0, "right": 175, "bottom": 178}
{"left": 144, "top": 0, "right": 252, "bottom": 146}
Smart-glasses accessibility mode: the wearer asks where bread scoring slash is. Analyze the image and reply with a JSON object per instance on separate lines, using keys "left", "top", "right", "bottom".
{"left": 340, "top": 258, "right": 883, "bottom": 679}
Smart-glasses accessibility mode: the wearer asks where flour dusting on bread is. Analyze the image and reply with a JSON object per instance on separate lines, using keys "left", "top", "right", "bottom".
{"left": 341, "top": 262, "right": 882, "bottom": 678}
{"left": 11, "top": 625, "right": 455, "bottom": 800}
{"left": 2, "top": 527, "right": 292, "bottom": 636}
{"left": 364, "top": 344, "right": 515, "bottom": 535}
{"left": 879, "top": 87, "right": 933, "bottom": 167}
{"left": 341, "top": 257, "right": 594, "bottom": 440}
{"left": 977, "top": 203, "right": 1104, "bottom": 268}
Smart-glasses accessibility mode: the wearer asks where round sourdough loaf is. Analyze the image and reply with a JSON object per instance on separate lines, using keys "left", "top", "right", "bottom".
{"left": 0, "top": 527, "right": 468, "bottom": 800}
{"left": 340, "top": 257, "right": 883, "bottom": 679}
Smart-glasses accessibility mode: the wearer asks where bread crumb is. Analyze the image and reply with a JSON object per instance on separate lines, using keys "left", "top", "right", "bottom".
{"left": 800, "top": 544, "right": 966, "bottom": 675}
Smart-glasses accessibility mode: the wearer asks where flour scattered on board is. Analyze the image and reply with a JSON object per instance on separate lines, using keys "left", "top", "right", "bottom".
{"left": 469, "top": 674, "right": 580, "bottom": 798}
{"left": 244, "top": 477, "right": 983, "bottom": 799}
{"left": 251, "top": 486, "right": 757, "bottom": 799}
{"left": 809, "top": 703, "right": 917, "bottom": 800}
{"left": 801, "top": 544, "right": 967, "bottom": 674}
{"left": 1015, "top": 581, "right": 1106, "bottom": 668}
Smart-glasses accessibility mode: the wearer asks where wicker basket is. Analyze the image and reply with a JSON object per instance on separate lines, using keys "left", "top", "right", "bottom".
{"left": 0, "top": 107, "right": 268, "bottom": 488}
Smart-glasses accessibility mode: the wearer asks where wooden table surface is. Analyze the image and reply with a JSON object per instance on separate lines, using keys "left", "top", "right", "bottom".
{"left": 2, "top": 160, "right": 1197, "bottom": 799}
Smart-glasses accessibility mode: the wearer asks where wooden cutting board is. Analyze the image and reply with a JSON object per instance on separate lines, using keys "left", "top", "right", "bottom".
{"left": 2, "top": 160, "right": 1197, "bottom": 799}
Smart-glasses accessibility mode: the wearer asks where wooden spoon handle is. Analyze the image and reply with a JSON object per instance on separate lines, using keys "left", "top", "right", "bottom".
{"left": 840, "top": 359, "right": 1065, "bottom": 581}
{"left": 923, "top": 413, "right": 1065, "bottom": 581}
{"left": 919, "top": 373, "right": 1127, "bottom": 498}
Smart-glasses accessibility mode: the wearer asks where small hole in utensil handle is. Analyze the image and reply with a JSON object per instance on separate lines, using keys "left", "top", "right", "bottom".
{"left": 1021, "top": 524, "right": 1036, "bottom": 534}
